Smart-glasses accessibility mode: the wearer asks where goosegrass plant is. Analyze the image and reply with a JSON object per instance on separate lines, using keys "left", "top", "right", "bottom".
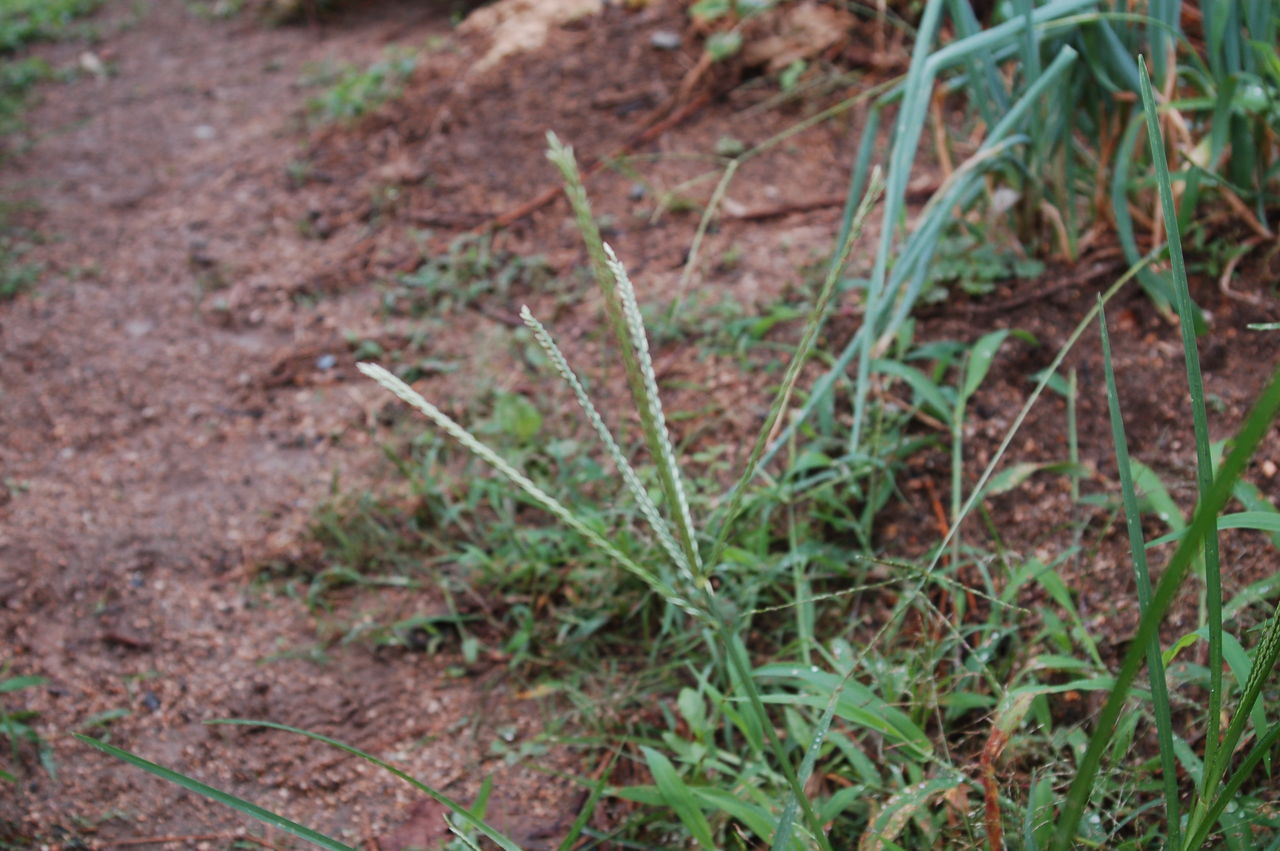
{"left": 79, "top": 59, "right": 1280, "bottom": 850}
{"left": 352, "top": 137, "right": 893, "bottom": 847}
{"left": 81, "top": 137, "right": 892, "bottom": 850}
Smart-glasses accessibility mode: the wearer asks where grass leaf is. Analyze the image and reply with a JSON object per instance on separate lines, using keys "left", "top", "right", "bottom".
{"left": 76, "top": 735, "right": 358, "bottom": 851}
{"left": 641, "top": 745, "right": 716, "bottom": 849}
{"left": 208, "top": 721, "right": 523, "bottom": 851}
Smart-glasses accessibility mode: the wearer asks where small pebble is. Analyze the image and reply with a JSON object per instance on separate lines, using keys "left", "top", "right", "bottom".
{"left": 315, "top": 353, "right": 336, "bottom": 370}
{"left": 650, "top": 30, "right": 681, "bottom": 50}
{"left": 628, "top": 182, "right": 646, "bottom": 200}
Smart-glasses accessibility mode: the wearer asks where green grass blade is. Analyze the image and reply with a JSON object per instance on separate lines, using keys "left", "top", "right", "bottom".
{"left": 675, "top": 159, "right": 738, "bottom": 305}
{"left": 1049, "top": 361, "right": 1280, "bottom": 850}
{"left": 755, "top": 666, "right": 931, "bottom": 759}
{"left": 961, "top": 330, "right": 1013, "bottom": 401}
{"left": 1109, "top": 112, "right": 1173, "bottom": 313}
{"left": 836, "top": 102, "right": 882, "bottom": 253}
{"left": 556, "top": 752, "right": 617, "bottom": 851}
{"left": 0, "top": 675, "right": 45, "bottom": 693}
{"left": 1145, "top": 511, "right": 1280, "bottom": 548}
{"left": 1187, "top": 720, "right": 1280, "bottom": 849}
{"left": 1130, "top": 458, "right": 1186, "bottom": 534}
{"left": 1138, "top": 53, "right": 1226, "bottom": 796}
{"left": 1098, "top": 304, "right": 1180, "bottom": 847}
{"left": 872, "top": 358, "right": 953, "bottom": 424}
{"left": 769, "top": 679, "right": 841, "bottom": 851}
{"left": 719, "top": 625, "right": 834, "bottom": 851}
{"left": 641, "top": 745, "right": 716, "bottom": 848}
{"left": 1185, "top": 600, "right": 1280, "bottom": 846}
{"left": 209, "top": 721, "right": 523, "bottom": 851}
{"left": 75, "top": 735, "right": 358, "bottom": 851}
{"left": 693, "top": 787, "right": 791, "bottom": 848}
{"left": 704, "top": 168, "right": 884, "bottom": 572}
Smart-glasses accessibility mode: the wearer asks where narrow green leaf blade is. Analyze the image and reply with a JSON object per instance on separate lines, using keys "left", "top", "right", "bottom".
{"left": 0, "top": 676, "right": 45, "bottom": 693}
{"left": 962, "top": 330, "right": 1011, "bottom": 399}
{"left": 641, "top": 746, "right": 716, "bottom": 849}
{"left": 209, "top": 721, "right": 524, "bottom": 851}
{"left": 75, "top": 735, "right": 357, "bottom": 851}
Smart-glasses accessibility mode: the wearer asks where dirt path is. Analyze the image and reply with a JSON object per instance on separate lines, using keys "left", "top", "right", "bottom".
{"left": 1, "top": 2, "right": 580, "bottom": 846}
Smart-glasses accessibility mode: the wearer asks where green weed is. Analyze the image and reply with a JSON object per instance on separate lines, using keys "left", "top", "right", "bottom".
{"left": 0, "top": 234, "right": 39, "bottom": 299}
{"left": 304, "top": 46, "right": 417, "bottom": 125}
{"left": 0, "top": 0, "right": 101, "bottom": 145}
{"left": 384, "top": 233, "right": 551, "bottom": 317}
{"left": 1, "top": 672, "right": 53, "bottom": 786}
{"left": 923, "top": 225, "right": 1045, "bottom": 301}
{"left": 0, "top": 0, "right": 102, "bottom": 51}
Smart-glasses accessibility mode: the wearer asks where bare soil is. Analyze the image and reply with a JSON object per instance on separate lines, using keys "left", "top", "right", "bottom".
{"left": 1, "top": 0, "right": 1278, "bottom": 848}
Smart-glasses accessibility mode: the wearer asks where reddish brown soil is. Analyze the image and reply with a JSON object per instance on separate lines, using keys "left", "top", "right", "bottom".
{"left": 1, "top": 0, "right": 1278, "bottom": 848}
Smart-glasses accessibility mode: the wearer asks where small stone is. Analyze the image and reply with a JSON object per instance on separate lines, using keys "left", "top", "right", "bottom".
{"left": 650, "top": 30, "right": 681, "bottom": 50}
{"left": 124, "top": 319, "right": 154, "bottom": 338}
{"left": 315, "top": 353, "right": 337, "bottom": 370}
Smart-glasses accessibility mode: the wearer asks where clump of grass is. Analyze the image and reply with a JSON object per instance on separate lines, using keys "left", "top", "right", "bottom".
{"left": 1049, "top": 55, "right": 1280, "bottom": 850}
{"left": 0, "top": 0, "right": 102, "bottom": 143}
{"left": 83, "top": 137, "right": 888, "bottom": 849}
{"left": 384, "top": 233, "right": 551, "bottom": 317}
{"left": 0, "top": 55, "right": 48, "bottom": 135}
{"left": 304, "top": 46, "right": 417, "bottom": 125}
{"left": 1, "top": 671, "right": 53, "bottom": 786}
{"left": 923, "top": 223, "right": 1044, "bottom": 301}
{"left": 0, "top": 0, "right": 102, "bottom": 52}
{"left": 0, "top": 234, "right": 39, "bottom": 299}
